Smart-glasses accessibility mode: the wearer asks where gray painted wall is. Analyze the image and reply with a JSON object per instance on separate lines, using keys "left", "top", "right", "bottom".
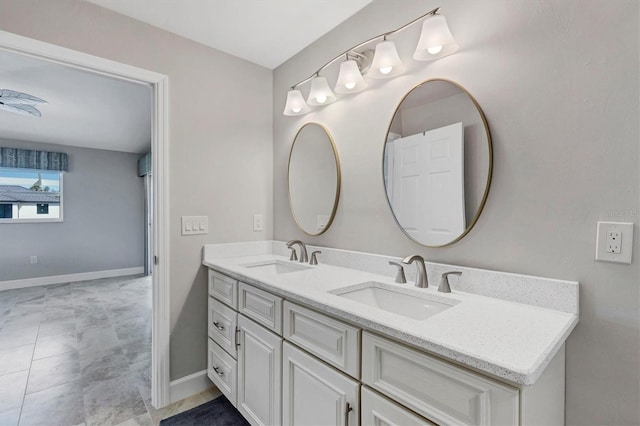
{"left": 0, "top": 138, "right": 144, "bottom": 281}
{"left": 0, "top": 0, "right": 274, "bottom": 380}
{"left": 273, "top": 1, "right": 639, "bottom": 424}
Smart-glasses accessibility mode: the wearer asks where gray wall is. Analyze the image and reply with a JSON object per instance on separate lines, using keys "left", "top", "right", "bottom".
{"left": 0, "top": 138, "right": 144, "bottom": 281}
{"left": 273, "top": 1, "right": 639, "bottom": 425}
{"left": 0, "top": 0, "right": 274, "bottom": 380}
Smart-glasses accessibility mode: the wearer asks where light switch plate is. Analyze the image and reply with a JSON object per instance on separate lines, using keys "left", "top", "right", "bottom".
{"left": 595, "top": 221, "right": 633, "bottom": 264}
{"left": 181, "top": 216, "right": 208, "bottom": 236}
{"left": 253, "top": 214, "right": 263, "bottom": 232}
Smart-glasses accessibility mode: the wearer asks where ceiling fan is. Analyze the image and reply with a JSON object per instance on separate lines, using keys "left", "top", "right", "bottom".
{"left": 0, "top": 89, "right": 47, "bottom": 117}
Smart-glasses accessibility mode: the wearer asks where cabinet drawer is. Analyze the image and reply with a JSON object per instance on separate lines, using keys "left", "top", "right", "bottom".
{"left": 208, "top": 297, "right": 238, "bottom": 357}
{"left": 208, "top": 338, "right": 237, "bottom": 406}
{"left": 238, "top": 282, "right": 282, "bottom": 334}
{"left": 283, "top": 301, "right": 360, "bottom": 378}
{"left": 208, "top": 269, "right": 238, "bottom": 309}
{"left": 362, "top": 387, "right": 435, "bottom": 426}
{"left": 362, "top": 332, "right": 519, "bottom": 426}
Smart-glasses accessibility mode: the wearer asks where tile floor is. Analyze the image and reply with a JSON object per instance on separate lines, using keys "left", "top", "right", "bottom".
{"left": 0, "top": 275, "right": 218, "bottom": 426}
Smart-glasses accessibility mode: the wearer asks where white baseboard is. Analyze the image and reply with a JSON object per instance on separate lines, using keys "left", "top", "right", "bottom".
{"left": 170, "top": 369, "right": 213, "bottom": 403}
{"left": 0, "top": 267, "right": 145, "bottom": 291}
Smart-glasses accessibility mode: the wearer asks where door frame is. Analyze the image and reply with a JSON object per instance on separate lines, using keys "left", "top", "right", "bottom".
{"left": 0, "top": 30, "right": 171, "bottom": 408}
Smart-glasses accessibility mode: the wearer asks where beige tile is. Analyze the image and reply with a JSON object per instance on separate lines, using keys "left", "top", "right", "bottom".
{"left": 146, "top": 394, "right": 205, "bottom": 425}
{"left": 200, "top": 386, "right": 222, "bottom": 402}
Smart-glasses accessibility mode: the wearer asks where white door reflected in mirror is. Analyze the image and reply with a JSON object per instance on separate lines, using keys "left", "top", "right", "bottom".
{"left": 383, "top": 79, "right": 492, "bottom": 247}
{"left": 387, "top": 122, "right": 465, "bottom": 246}
{"left": 288, "top": 123, "right": 340, "bottom": 236}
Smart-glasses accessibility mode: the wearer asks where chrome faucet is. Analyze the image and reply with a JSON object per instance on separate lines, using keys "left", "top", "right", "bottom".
{"left": 286, "top": 240, "right": 308, "bottom": 263}
{"left": 439, "top": 271, "right": 462, "bottom": 293}
{"left": 401, "top": 255, "right": 428, "bottom": 288}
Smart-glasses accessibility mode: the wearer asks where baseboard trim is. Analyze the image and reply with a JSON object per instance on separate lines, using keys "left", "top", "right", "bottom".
{"left": 0, "top": 267, "right": 145, "bottom": 291}
{"left": 170, "top": 369, "right": 213, "bottom": 404}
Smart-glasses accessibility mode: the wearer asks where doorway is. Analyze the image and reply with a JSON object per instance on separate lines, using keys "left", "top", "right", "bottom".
{"left": 0, "top": 29, "right": 171, "bottom": 410}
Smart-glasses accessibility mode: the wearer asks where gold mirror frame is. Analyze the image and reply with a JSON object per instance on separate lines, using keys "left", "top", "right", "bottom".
{"left": 383, "top": 78, "right": 493, "bottom": 247}
{"left": 288, "top": 122, "right": 341, "bottom": 236}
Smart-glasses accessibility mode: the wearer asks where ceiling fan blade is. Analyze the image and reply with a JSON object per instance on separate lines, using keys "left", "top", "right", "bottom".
{"left": 0, "top": 102, "right": 42, "bottom": 117}
{"left": 0, "top": 89, "right": 47, "bottom": 105}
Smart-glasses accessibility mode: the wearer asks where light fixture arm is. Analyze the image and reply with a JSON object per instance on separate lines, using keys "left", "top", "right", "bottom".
{"left": 290, "top": 7, "right": 440, "bottom": 89}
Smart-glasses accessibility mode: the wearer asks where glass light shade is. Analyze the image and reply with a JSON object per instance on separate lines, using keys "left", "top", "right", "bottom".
{"left": 334, "top": 60, "right": 367, "bottom": 94}
{"left": 307, "top": 76, "right": 336, "bottom": 106}
{"left": 283, "top": 89, "right": 310, "bottom": 116}
{"left": 368, "top": 40, "right": 404, "bottom": 78}
{"left": 413, "top": 14, "right": 459, "bottom": 61}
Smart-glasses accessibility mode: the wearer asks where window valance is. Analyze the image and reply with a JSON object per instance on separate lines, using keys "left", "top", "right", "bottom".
{"left": 138, "top": 152, "right": 151, "bottom": 177}
{"left": 0, "top": 147, "right": 68, "bottom": 171}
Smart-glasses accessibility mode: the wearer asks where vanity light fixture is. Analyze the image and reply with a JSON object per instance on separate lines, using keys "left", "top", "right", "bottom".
{"left": 307, "top": 75, "right": 336, "bottom": 106}
{"left": 283, "top": 89, "right": 311, "bottom": 116}
{"left": 413, "top": 14, "right": 459, "bottom": 60}
{"left": 334, "top": 57, "right": 367, "bottom": 94}
{"left": 368, "top": 38, "right": 404, "bottom": 78}
{"left": 282, "top": 7, "right": 457, "bottom": 116}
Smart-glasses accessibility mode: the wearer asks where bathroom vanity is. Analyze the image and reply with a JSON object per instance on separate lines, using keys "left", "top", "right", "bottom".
{"left": 202, "top": 241, "right": 578, "bottom": 426}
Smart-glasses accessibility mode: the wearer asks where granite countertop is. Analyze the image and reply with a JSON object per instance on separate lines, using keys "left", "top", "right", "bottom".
{"left": 203, "top": 253, "right": 578, "bottom": 386}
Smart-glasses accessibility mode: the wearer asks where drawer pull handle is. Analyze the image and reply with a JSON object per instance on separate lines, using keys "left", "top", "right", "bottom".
{"left": 213, "top": 366, "right": 224, "bottom": 377}
{"left": 235, "top": 327, "right": 241, "bottom": 348}
{"left": 213, "top": 321, "right": 224, "bottom": 331}
{"left": 344, "top": 402, "right": 352, "bottom": 426}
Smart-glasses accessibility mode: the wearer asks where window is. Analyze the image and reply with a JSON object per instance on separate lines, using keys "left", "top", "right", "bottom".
{"left": 0, "top": 168, "right": 63, "bottom": 222}
{"left": 0, "top": 204, "right": 12, "bottom": 219}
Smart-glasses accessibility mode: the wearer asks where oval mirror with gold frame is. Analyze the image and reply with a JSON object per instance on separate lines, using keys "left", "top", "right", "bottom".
{"left": 288, "top": 123, "right": 341, "bottom": 236}
{"left": 383, "top": 79, "right": 493, "bottom": 247}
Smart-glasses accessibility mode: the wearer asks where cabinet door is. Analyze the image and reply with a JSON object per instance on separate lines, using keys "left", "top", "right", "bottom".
{"left": 237, "top": 315, "right": 282, "bottom": 426}
{"left": 282, "top": 342, "right": 359, "bottom": 426}
{"left": 362, "top": 387, "right": 435, "bottom": 426}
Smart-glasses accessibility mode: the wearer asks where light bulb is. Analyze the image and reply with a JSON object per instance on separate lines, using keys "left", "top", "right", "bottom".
{"left": 335, "top": 59, "right": 366, "bottom": 94}
{"left": 292, "top": 106, "right": 301, "bottom": 113}
{"left": 316, "top": 95, "right": 327, "bottom": 104}
{"left": 379, "top": 66, "right": 393, "bottom": 75}
{"left": 427, "top": 45, "right": 443, "bottom": 54}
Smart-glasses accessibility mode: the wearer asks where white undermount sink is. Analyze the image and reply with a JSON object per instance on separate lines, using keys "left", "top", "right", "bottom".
{"left": 241, "top": 260, "right": 311, "bottom": 274}
{"left": 330, "top": 282, "right": 458, "bottom": 321}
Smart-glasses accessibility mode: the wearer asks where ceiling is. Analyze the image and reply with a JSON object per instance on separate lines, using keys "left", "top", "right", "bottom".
{"left": 0, "top": 50, "right": 152, "bottom": 154}
{"left": 85, "top": 0, "right": 373, "bottom": 69}
{"left": 0, "top": 1, "right": 372, "bottom": 153}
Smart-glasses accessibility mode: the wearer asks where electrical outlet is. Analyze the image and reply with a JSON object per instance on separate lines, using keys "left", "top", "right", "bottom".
{"left": 30, "top": 256, "right": 38, "bottom": 264}
{"left": 253, "top": 214, "right": 263, "bottom": 232}
{"left": 595, "top": 221, "right": 633, "bottom": 264}
{"left": 605, "top": 231, "right": 621, "bottom": 254}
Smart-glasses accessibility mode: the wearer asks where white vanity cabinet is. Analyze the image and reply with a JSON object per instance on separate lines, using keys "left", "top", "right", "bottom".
{"left": 282, "top": 342, "right": 359, "bottom": 426}
{"left": 237, "top": 315, "right": 282, "bottom": 426}
{"left": 207, "top": 267, "right": 566, "bottom": 426}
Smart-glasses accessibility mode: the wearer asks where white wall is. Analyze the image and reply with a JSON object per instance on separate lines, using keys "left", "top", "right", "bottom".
{"left": 15, "top": 204, "right": 60, "bottom": 219}
{"left": 273, "top": 1, "right": 639, "bottom": 424}
{"left": 0, "top": 0, "right": 273, "bottom": 381}
{"left": 0, "top": 138, "right": 144, "bottom": 281}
